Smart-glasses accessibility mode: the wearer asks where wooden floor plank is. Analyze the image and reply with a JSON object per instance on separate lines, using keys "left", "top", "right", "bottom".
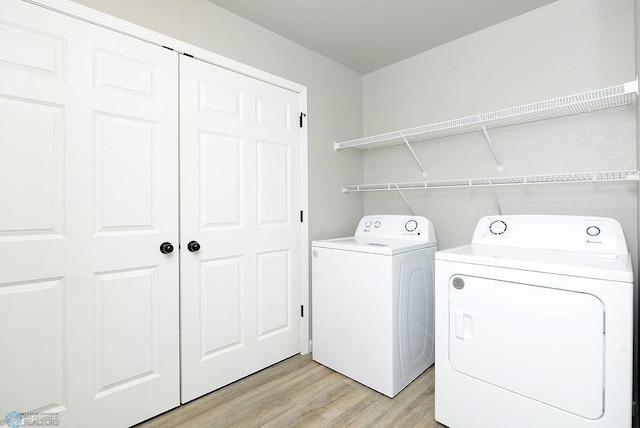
{"left": 136, "top": 354, "right": 446, "bottom": 428}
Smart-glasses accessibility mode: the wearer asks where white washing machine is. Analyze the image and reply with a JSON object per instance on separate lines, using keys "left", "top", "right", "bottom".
{"left": 312, "top": 215, "right": 438, "bottom": 397}
{"left": 435, "top": 215, "right": 634, "bottom": 428}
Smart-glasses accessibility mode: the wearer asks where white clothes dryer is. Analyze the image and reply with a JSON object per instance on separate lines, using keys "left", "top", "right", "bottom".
{"left": 435, "top": 215, "right": 633, "bottom": 428}
{"left": 312, "top": 215, "right": 438, "bottom": 397}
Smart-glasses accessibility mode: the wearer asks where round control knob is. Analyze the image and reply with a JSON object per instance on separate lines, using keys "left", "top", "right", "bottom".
{"left": 365, "top": 221, "right": 372, "bottom": 227}
{"left": 489, "top": 220, "right": 507, "bottom": 235}
{"left": 374, "top": 221, "right": 381, "bottom": 228}
{"left": 405, "top": 220, "right": 418, "bottom": 232}
{"left": 586, "top": 226, "right": 600, "bottom": 237}
{"left": 187, "top": 240, "right": 201, "bottom": 252}
{"left": 159, "top": 242, "right": 174, "bottom": 254}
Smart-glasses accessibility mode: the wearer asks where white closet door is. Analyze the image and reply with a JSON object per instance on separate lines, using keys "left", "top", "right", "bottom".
{"left": 179, "top": 55, "right": 301, "bottom": 402}
{"left": 0, "top": 1, "right": 179, "bottom": 426}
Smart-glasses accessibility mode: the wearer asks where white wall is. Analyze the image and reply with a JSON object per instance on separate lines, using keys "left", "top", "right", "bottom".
{"left": 71, "top": 0, "right": 365, "bottom": 242}
{"left": 363, "top": 0, "right": 637, "bottom": 266}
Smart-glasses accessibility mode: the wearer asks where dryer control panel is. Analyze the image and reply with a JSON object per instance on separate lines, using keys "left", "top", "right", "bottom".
{"left": 355, "top": 215, "right": 437, "bottom": 242}
{"left": 472, "top": 215, "right": 628, "bottom": 255}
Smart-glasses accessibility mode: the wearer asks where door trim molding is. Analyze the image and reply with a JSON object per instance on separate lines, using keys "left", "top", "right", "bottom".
{"left": 23, "top": 0, "right": 306, "bottom": 93}
{"left": 23, "top": 0, "right": 310, "bottom": 355}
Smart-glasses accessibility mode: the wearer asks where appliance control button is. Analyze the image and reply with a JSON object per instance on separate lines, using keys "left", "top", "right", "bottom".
{"left": 374, "top": 221, "right": 381, "bottom": 228}
{"left": 405, "top": 220, "right": 418, "bottom": 232}
{"left": 586, "top": 226, "right": 601, "bottom": 237}
{"left": 489, "top": 220, "right": 507, "bottom": 235}
{"left": 365, "top": 221, "right": 372, "bottom": 227}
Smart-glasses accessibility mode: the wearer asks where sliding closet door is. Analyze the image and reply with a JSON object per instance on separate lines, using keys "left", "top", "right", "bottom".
{"left": 180, "top": 55, "right": 302, "bottom": 402}
{"left": 0, "top": 1, "right": 179, "bottom": 426}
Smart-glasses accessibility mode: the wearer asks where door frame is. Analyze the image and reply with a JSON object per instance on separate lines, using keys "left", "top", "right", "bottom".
{"left": 25, "top": 0, "right": 311, "bottom": 354}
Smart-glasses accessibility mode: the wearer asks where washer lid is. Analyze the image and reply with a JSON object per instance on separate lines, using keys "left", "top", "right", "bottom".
{"left": 312, "top": 236, "right": 436, "bottom": 255}
{"left": 436, "top": 244, "right": 632, "bottom": 282}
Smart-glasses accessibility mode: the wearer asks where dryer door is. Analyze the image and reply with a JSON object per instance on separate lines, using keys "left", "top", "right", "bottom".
{"left": 448, "top": 274, "right": 604, "bottom": 419}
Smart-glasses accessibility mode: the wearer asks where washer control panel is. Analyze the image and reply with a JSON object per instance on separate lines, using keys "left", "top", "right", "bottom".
{"left": 355, "top": 215, "right": 436, "bottom": 242}
{"left": 472, "top": 215, "right": 628, "bottom": 255}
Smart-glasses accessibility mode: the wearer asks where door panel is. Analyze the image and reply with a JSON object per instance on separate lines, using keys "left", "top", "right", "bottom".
{"left": 93, "top": 267, "right": 159, "bottom": 397}
{"left": 257, "top": 141, "right": 289, "bottom": 224}
{"left": 448, "top": 274, "right": 604, "bottom": 419}
{"left": 180, "top": 55, "right": 301, "bottom": 402}
{"left": 0, "top": 18, "right": 65, "bottom": 80}
{"left": 94, "top": 49, "right": 156, "bottom": 96}
{"left": 200, "top": 256, "right": 243, "bottom": 356}
{"left": 0, "top": 279, "right": 65, "bottom": 413}
{"left": 199, "top": 132, "right": 242, "bottom": 227}
{"left": 257, "top": 250, "right": 290, "bottom": 337}
{"left": 0, "top": 97, "right": 64, "bottom": 238}
{"left": 0, "top": 1, "right": 179, "bottom": 426}
{"left": 93, "top": 113, "right": 157, "bottom": 233}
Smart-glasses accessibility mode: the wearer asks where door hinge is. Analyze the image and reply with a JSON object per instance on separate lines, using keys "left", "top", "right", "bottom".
{"left": 299, "top": 112, "right": 306, "bottom": 128}
{"left": 300, "top": 210, "right": 304, "bottom": 223}
{"left": 300, "top": 305, "right": 304, "bottom": 317}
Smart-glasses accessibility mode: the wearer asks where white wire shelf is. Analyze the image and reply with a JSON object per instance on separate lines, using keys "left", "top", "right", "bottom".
{"left": 341, "top": 170, "right": 640, "bottom": 193}
{"left": 335, "top": 79, "right": 638, "bottom": 151}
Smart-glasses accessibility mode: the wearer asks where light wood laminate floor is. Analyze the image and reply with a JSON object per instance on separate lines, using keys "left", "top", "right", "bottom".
{"left": 136, "top": 353, "right": 445, "bottom": 427}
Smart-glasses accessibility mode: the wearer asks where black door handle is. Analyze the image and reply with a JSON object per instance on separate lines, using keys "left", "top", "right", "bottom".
{"left": 187, "top": 241, "right": 201, "bottom": 252}
{"left": 159, "top": 242, "right": 174, "bottom": 254}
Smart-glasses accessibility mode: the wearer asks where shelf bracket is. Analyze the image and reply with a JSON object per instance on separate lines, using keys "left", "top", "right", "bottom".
{"left": 489, "top": 185, "right": 503, "bottom": 215}
{"left": 478, "top": 119, "right": 504, "bottom": 171}
{"left": 624, "top": 77, "right": 638, "bottom": 94}
{"left": 401, "top": 133, "right": 428, "bottom": 178}
{"left": 394, "top": 184, "right": 416, "bottom": 215}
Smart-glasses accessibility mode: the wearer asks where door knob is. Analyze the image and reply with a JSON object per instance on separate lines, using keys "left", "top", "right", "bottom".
{"left": 159, "top": 242, "right": 174, "bottom": 254}
{"left": 187, "top": 241, "right": 201, "bottom": 252}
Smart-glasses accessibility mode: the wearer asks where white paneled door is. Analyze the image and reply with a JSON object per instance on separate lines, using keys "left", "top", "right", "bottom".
{"left": 179, "top": 55, "right": 302, "bottom": 402}
{"left": 0, "top": 1, "right": 179, "bottom": 426}
{"left": 1, "top": 0, "right": 306, "bottom": 424}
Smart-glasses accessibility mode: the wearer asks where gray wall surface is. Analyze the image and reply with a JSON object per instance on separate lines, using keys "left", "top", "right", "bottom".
{"left": 72, "top": 0, "right": 365, "bottom": 243}
{"left": 362, "top": 0, "right": 637, "bottom": 265}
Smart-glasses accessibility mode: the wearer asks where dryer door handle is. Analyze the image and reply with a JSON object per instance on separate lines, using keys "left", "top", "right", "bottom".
{"left": 456, "top": 309, "right": 465, "bottom": 339}
{"left": 455, "top": 309, "right": 474, "bottom": 339}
